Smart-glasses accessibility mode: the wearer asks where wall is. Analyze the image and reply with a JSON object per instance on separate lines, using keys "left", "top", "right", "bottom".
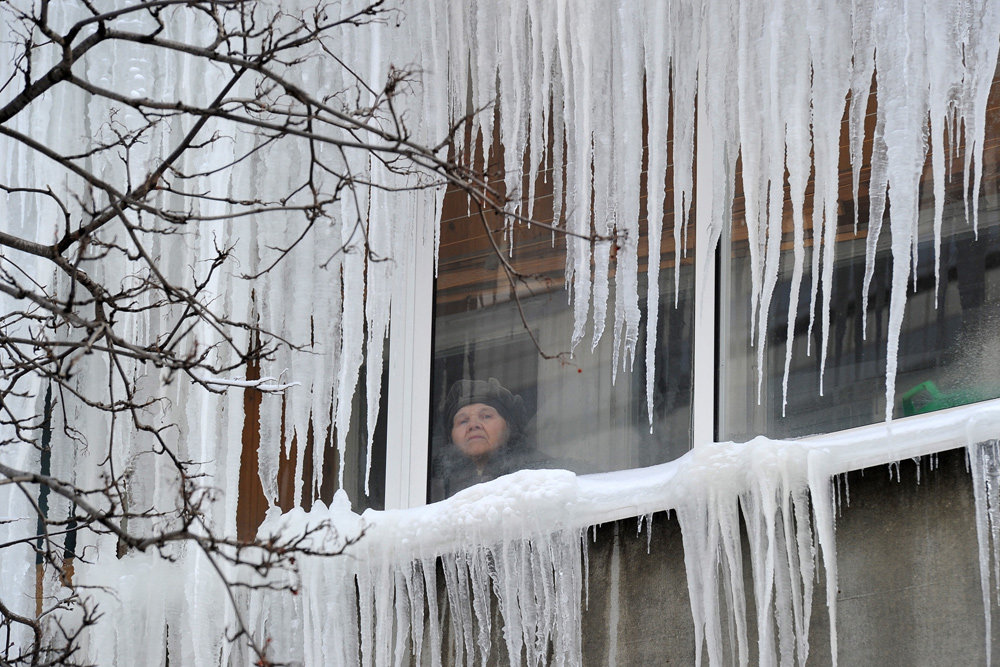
{"left": 582, "top": 448, "right": 997, "bottom": 664}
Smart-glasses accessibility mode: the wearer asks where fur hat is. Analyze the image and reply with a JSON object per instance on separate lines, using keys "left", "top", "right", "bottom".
{"left": 441, "top": 378, "right": 528, "bottom": 445}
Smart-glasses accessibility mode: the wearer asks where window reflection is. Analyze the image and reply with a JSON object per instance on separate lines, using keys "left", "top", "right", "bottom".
{"left": 429, "top": 139, "right": 695, "bottom": 502}
{"left": 720, "top": 79, "right": 1000, "bottom": 440}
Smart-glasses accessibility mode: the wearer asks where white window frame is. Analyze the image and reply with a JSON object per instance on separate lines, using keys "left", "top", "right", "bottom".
{"left": 383, "top": 214, "right": 434, "bottom": 510}
{"left": 383, "top": 102, "right": 720, "bottom": 510}
{"left": 692, "top": 94, "right": 717, "bottom": 448}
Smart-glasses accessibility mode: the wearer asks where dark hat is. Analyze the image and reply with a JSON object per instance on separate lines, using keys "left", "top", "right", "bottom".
{"left": 441, "top": 378, "right": 528, "bottom": 443}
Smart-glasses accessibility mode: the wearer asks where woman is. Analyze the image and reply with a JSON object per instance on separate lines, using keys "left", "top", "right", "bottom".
{"left": 430, "top": 378, "right": 551, "bottom": 500}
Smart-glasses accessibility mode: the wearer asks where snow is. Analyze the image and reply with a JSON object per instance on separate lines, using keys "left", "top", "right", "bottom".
{"left": 241, "top": 400, "right": 1000, "bottom": 665}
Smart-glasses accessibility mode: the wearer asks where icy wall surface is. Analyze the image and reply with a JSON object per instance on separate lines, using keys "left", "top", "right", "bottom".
{"left": 2, "top": 0, "right": 1000, "bottom": 664}
{"left": 0, "top": 0, "right": 451, "bottom": 659}
{"left": 41, "top": 401, "right": 1000, "bottom": 665}
{"left": 3, "top": 0, "right": 999, "bottom": 521}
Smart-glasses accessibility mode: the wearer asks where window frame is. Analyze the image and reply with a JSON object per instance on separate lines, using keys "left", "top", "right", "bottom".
{"left": 382, "top": 100, "right": 721, "bottom": 509}
{"left": 382, "top": 211, "right": 434, "bottom": 509}
{"left": 381, "top": 80, "right": 996, "bottom": 510}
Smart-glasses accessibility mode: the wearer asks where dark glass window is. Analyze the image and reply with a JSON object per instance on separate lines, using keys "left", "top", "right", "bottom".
{"left": 720, "top": 79, "right": 1000, "bottom": 440}
{"left": 429, "top": 138, "right": 694, "bottom": 502}
{"left": 237, "top": 353, "right": 387, "bottom": 540}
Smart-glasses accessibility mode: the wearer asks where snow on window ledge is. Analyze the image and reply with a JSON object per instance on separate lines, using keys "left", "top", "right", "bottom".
{"left": 244, "top": 399, "right": 1000, "bottom": 665}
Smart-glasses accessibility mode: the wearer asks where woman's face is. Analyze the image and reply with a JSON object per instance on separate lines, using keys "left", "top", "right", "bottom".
{"left": 451, "top": 403, "right": 509, "bottom": 462}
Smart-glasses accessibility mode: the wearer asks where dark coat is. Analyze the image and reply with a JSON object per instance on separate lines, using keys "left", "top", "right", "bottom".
{"left": 429, "top": 440, "right": 553, "bottom": 501}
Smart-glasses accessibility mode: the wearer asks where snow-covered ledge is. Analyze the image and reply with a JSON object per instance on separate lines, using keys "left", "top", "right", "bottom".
{"left": 72, "top": 403, "right": 1000, "bottom": 664}
{"left": 226, "top": 401, "right": 1000, "bottom": 665}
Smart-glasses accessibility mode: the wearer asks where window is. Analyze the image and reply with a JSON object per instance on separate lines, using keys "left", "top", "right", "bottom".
{"left": 237, "top": 353, "right": 387, "bottom": 539}
{"left": 428, "top": 132, "right": 695, "bottom": 501}
{"left": 378, "top": 74, "right": 1000, "bottom": 510}
{"left": 719, "top": 80, "right": 1000, "bottom": 441}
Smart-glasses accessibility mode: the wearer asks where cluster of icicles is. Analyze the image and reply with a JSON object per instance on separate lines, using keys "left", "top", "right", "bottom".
{"left": 68, "top": 404, "right": 1000, "bottom": 665}
{"left": 0, "top": 0, "right": 451, "bottom": 656}
{"left": 467, "top": 0, "right": 1000, "bottom": 423}
{"left": 2, "top": 0, "right": 1000, "bottom": 664}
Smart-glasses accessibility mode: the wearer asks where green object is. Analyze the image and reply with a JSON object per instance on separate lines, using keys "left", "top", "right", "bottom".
{"left": 901, "top": 380, "right": 1000, "bottom": 417}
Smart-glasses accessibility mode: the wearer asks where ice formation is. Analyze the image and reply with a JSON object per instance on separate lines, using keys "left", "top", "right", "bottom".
{"left": 2, "top": 0, "right": 1000, "bottom": 665}
{"left": 178, "top": 403, "right": 1000, "bottom": 664}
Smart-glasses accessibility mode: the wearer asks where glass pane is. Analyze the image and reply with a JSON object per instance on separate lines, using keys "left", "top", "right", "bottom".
{"left": 720, "top": 80, "right": 1000, "bottom": 441}
{"left": 429, "top": 145, "right": 694, "bottom": 502}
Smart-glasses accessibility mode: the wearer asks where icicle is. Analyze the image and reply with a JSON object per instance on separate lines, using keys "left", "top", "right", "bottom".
{"left": 849, "top": 0, "right": 876, "bottom": 234}
{"left": 421, "top": 556, "right": 444, "bottom": 667}
{"left": 588, "top": 8, "right": 614, "bottom": 354}
{"left": 737, "top": 443, "right": 816, "bottom": 666}
{"left": 364, "top": 161, "right": 393, "bottom": 495}
{"left": 809, "top": 462, "right": 840, "bottom": 666}
{"left": 556, "top": 0, "right": 594, "bottom": 351}
{"left": 810, "top": 0, "right": 853, "bottom": 395}
{"left": 874, "top": 0, "right": 932, "bottom": 420}
{"left": 780, "top": 0, "right": 812, "bottom": 415}
{"left": 861, "top": 113, "right": 889, "bottom": 334}
{"left": 497, "top": 2, "right": 529, "bottom": 227}
{"left": 670, "top": 0, "right": 699, "bottom": 273}
{"left": 753, "top": 0, "right": 794, "bottom": 402}
{"left": 642, "top": 0, "right": 671, "bottom": 423}
{"left": 525, "top": 0, "right": 554, "bottom": 225}
{"left": 968, "top": 421, "right": 1000, "bottom": 667}
{"left": 609, "top": 2, "right": 643, "bottom": 378}
{"left": 471, "top": 1, "right": 499, "bottom": 165}
{"left": 676, "top": 490, "right": 748, "bottom": 666}
{"left": 699, "top": 0, "right": 741, "bottom": 315}
{"left": 960, "top": 0, "right": 1000, "bottom": 237}
{"left": 736, "top": 0, "right": 767, "bottom": 347}
{"left": 550, "top": 42, "right": 567, "bottom": 241}
{"left": 392, "top": 568, "right": 411, "bottom": 667}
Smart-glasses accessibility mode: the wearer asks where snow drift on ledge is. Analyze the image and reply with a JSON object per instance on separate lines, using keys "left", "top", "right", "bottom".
{"left": 74, "top": 402, "right": 1000, "bottom": 665}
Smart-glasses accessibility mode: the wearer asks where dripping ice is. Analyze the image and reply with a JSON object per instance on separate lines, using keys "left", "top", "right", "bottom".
{"left": 237, "top": 403, "right": 1000, "bottom": 665}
